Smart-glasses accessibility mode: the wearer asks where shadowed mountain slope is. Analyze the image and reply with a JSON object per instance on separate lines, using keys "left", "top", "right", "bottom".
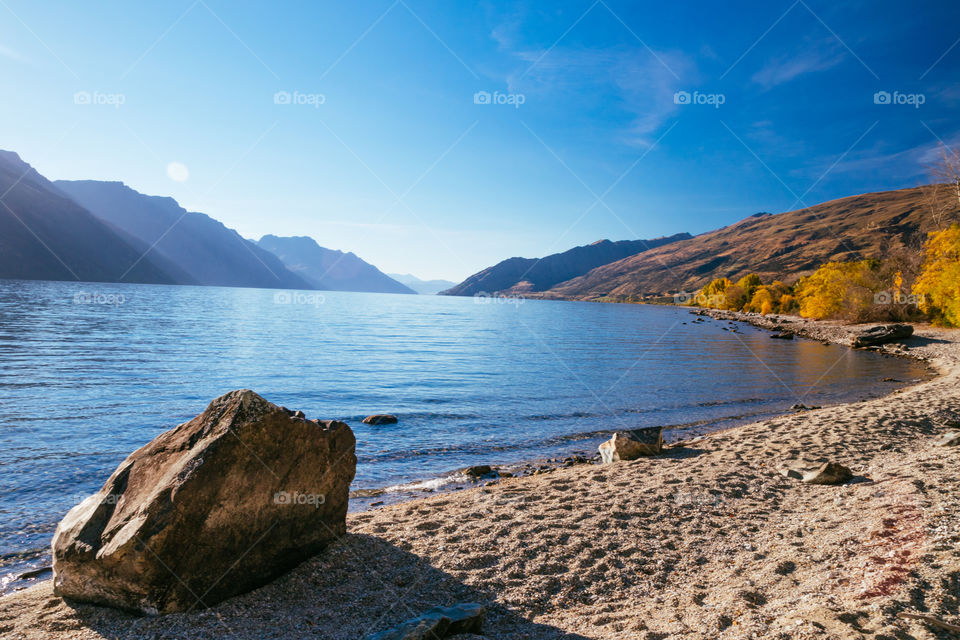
{"left": 55, "top": 180, "right": 309, "bottom": 290}
{"left": 0, "top": 151, "right": 178, "bottom": 285}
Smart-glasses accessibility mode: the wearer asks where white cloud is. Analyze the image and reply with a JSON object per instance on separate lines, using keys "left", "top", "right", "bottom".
{"left": 0, "top": 43, "right": 27, "bottom": 63}
{"left": 750, "top": 41, "right": 845, "bottom": 89}
{"left": 503, "top": 44, "right": 693, "bottom": 147}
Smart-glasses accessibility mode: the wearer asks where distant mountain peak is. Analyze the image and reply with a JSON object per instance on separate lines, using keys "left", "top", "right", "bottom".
{"left": 387, "top": 273, "right": 457, "bottom": 295}
{"left": 257, "top": 235, "right": 415, "bottom": 294}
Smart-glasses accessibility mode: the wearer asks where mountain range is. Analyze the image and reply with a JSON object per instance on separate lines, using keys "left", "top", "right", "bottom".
{"left": 440, "top": 234, "right": 692, "bottom": 296}
{"left": 56, "top": 180, "right": 310, "bottom": 290}
{"left": 3, "top": 148, "right": 944, "bottom": 301}
{"left": 0, "top": 149, "right": 417, "bottom": 294}
{"left": 257, "top": 235, "right": 415, "bottom": 294}
{"left": 387, "top": 273, "right": 457, "bottom": 295}
{"left": 544, "top": 187, "right": 937, "bottom": 299}
{"left": 442, "top": 186, "right": 940, "bottom": 300}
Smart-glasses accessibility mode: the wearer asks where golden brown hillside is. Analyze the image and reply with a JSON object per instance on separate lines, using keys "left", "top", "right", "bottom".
{"left": 545, "top": 186, "right": 947, "bottom": 299}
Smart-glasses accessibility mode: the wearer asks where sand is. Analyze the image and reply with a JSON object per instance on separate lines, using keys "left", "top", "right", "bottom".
{"left": 1, "top": 316, "right": 958, "bottom": 639}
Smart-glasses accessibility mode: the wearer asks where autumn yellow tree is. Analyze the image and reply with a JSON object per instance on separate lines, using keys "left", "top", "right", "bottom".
{"left": 794, "top": 260, "right": 881, "bottom": 320}
{"left": 745, "top": 281, "right": 790, "bottom": 314}
{"left": 913, "top": 224, "right": 960, "bottom": 327}
{"left": 722, "top": 274, "right": 763, "bottom": 311}
{"left": 696, "top": 277, "right": 732, "bottom": 308}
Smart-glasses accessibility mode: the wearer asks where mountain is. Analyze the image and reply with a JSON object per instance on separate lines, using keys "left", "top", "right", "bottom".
{"left": 387, "top": 273, "right": 457, "bottom": 295}
{"left": 440, "top": 234, "right": 693, "bottom": 296}
{"left": 55, "top": 180, "right": 310, "bottom": 290}
{"left": 257, "top": 235, "right": 416, "bottom": 294}
{"left": 544, "top": 186, "right": 941, "bottom": 299}
{"left": 0, "top": 151, "right": 179, "bottom": 284}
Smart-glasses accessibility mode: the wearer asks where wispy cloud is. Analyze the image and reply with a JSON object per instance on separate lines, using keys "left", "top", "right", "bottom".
{"left": 0, "top": 43, "right": 27, "bottom": 63}
{"left": 751, "top": 40, "right": 845, "bottom": 89}
{"left": 813, "top": 136, "right": 959, "bottom": 181}
{"left": 503, "top": 44, "right": 693, "bottom": 147}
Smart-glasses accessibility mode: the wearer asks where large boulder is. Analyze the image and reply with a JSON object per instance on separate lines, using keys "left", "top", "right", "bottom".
{"left": 851, "top": 324, "right": 913, "bottom": 347}
{"left": 599, "top": 427, "right": 663, "bottom": 463}
{"left": 52, "top": 390, "right": 356, "bottom": 614}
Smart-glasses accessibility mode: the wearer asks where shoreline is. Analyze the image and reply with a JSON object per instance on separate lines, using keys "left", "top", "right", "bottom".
{"left": 343, "top": 308, "right": 934, "bottom": 510}
{"left": 2, "top": 317, "right": 958, "bottom": 638}
{"left": 1, "top": 308, "right": 929, "bottom": 597}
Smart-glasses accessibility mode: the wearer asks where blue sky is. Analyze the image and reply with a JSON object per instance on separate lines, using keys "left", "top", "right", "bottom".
{"left": 1, "top": 0, "right": 958, "bottom": 281}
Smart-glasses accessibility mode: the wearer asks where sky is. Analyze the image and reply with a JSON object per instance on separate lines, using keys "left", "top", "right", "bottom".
{"left": 1, "top": 0, "right": 958, "bottom": 282}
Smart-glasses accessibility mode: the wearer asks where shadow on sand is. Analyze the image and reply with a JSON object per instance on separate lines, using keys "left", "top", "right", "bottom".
{"left": 64, "top": 533, "right": 593, "bottom": 639}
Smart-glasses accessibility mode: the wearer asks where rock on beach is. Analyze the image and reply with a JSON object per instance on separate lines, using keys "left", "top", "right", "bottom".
{"left": 599, "top": 427, "right": 663, "bottom": 463}
{"left": 51, "top": 390, "right": 357, "bottom": 614}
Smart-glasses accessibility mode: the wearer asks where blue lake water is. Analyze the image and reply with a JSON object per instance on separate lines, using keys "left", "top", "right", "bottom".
{"left": 0, "top": 279, "right": 930, "bottom": 589}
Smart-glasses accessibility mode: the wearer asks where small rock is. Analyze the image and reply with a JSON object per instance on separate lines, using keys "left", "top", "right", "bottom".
{"left": 779, "top": 467, "right": 804, "bottom": 480}
{"left": 802, "top": 462, "right": 853, "bottom": 485}
{"left": 363, "top": 414, "right": 399, "bottom": 425}
{"left": 770, "top": 332, "right": 794, "bottom": 340}
{"left": 463, "top": 465, "right": 495, "bottom": 478}
{"left": 365, "top": 603, "right": 486, "bottom": 640}
{"left": 934, "top": 431, "right": 960, "bottom": 447}
{"left": 851, "top": 324, "right": 913, "bottom": 347}
{"left": 598, "top": 426, "right": 664, "bottom": 463}
{"left": 18, "top": 566, "right": 52, "bottom": 580}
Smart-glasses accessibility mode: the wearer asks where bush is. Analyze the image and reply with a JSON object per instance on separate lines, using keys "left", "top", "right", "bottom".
{"left": 913, "top": 224, "right": 960, "bottom": 327}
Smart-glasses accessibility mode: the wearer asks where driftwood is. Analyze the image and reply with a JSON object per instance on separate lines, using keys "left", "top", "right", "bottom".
{"left": 897, "top": 612, "right": 960, "bottom": 634}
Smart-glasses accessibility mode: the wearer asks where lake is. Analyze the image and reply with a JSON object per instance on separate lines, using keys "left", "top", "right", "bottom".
{"left": 0, "top": 279, "right": 930, "bottom": 590}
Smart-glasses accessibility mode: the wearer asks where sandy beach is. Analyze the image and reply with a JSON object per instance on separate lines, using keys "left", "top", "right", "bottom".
{"left": 1, "top": 316, "right": 958, "bottom": 639}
